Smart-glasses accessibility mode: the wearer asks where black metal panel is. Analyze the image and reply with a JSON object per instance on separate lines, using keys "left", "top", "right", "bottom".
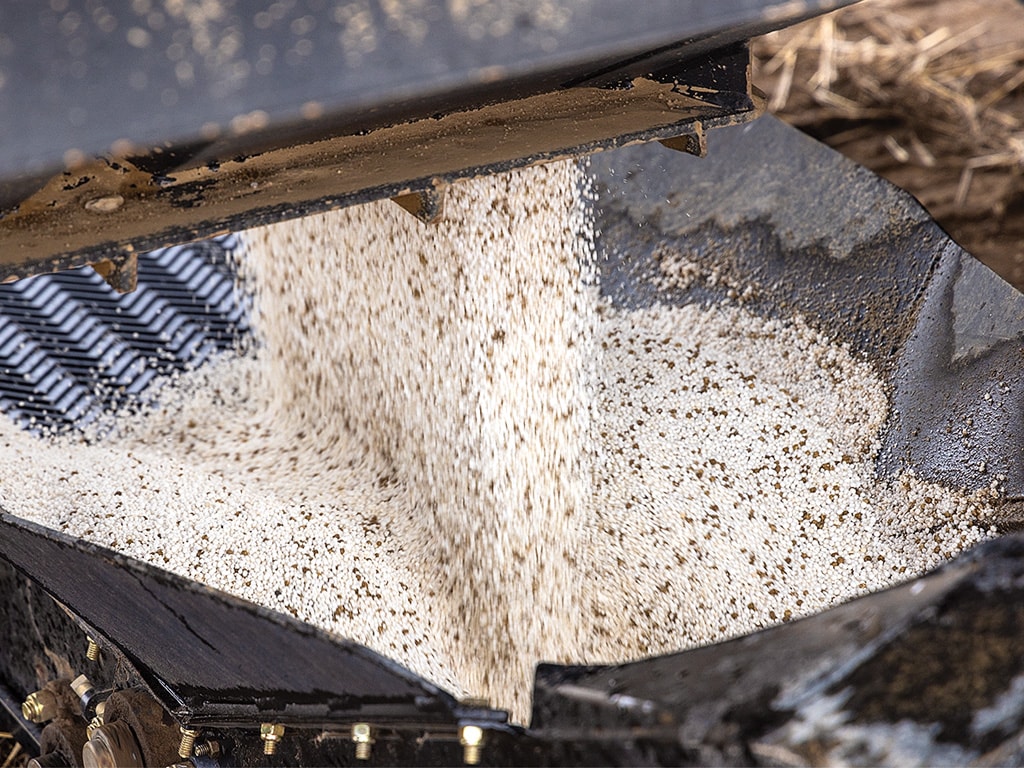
{"left": 0, "top": 513, "right": 464, "bottom": 729}
{"left": 0, "top": 40, "right": 761, "bottom": 291}
{"left": 590, "top": 115, "right": 1024, "bottom": 497}
{"left": 0, "top": 0, "right": 853, "bottom": 185}
{"left": 0, "top": 564, "right": 46, "bottom": 756}
{"left": 528, "top": 534, "right": 1024, "bottom": 766}
{"left": 877, "top": 246, "right": 1024, "bottom": 493}
{"left": 0, "top": 0, "right": 863, "bottom": 290}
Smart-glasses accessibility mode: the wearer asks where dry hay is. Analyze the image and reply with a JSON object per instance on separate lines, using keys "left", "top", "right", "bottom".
{"left": 752, "top": 0, "right": 1024, "bottom": 271}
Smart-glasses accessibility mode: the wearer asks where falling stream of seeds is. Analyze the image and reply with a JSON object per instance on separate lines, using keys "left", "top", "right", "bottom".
{"left": 0, "top": 159, "right": 999, "bottom": 723}
{"left": 244, "top": 161, "right": 596, "bottom": 713}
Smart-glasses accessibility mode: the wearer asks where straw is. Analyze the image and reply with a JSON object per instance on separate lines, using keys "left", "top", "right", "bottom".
{"left": 752, "top": 0, "right": 1024, "bottom": 212}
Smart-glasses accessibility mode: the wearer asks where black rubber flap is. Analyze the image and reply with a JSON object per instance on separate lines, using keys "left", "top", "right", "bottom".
{"left": 530, "top": 534, "right": 1024, "bottom": 765}
{"left": 0, "top": 513, "right": 461, "bottom": 728}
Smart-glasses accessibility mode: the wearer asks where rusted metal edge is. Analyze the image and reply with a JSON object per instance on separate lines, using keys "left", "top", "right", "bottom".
{"left": 0, "top": 44, "right": 758, "bottom": 290}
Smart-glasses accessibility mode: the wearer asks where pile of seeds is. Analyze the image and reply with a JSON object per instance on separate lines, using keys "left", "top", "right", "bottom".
{"left": 0, "top": 159, "right": 998, "bottom": 722}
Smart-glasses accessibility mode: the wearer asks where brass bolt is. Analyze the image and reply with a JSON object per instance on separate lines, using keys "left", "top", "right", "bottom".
{"left": 178, "top": 726, "right": 200, "bottom": 759}
{"left": 69, "top": 674, "right": 97, "bottom": 720}
{"left": 87, "top": 700, "right": 107, "bottom": 738}
{"left": 194, "top": 740, "right": 221, "bottom": 758}
{"left": 260, "top": 723, "right": 285, "bottom": 755}
{"left": 21, "top": 689, "right": 58, "bottom": 723}
{"left": 351, "top": 722, "right": 373, "bottom": 760}
{"left": 86, "top": 637, "right": 100, "bottom": 661}
{"left": 459, "top": 725, "right": 484, "bottom": 766}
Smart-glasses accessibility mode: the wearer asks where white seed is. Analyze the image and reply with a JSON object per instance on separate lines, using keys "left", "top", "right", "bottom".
{"left": 0, "top": 159, "right": 998, "bottom": 725}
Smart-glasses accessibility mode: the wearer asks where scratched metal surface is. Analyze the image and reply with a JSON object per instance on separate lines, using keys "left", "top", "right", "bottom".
{"left": 0, "top": 0, "right": 854, "bottom": 184}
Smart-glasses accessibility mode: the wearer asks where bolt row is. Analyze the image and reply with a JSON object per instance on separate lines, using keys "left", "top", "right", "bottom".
{"left": 22, "top": 633, "right": 486, "bottom": 764}
{"left": 349, "top": 721, "right": 484, "bottom": 764}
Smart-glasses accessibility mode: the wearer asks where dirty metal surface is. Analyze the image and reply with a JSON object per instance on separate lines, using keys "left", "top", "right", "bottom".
{"left": 0, "top": 0, "right": 854, "bottom": 185}
{"left": 0, "top": 563, "right": 46, "bottom": 755}
{"left": 592, "top": 115, "right": 1024, "bottom": 500}
{"left": 0, "top": 513, "right": 468, "bottom": 731}
{"left": 877, "top": 249, "right": 1024, "bottom": 500}
{"left": 529, "top": 533, "right": 1024, "bottom": 766}
{"left": 0, "top": 556, "right": 507, "bottom": 768}
{"left": 0, "top": 0, "right": 859, "bottom": 288}
{"left": 0, "top": 42, "right": 758, "bottom": 289}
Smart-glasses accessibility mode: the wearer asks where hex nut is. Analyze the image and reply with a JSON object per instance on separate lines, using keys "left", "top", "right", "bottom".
{"left": 21, "top": 690, "right": 58, "bottom": 723}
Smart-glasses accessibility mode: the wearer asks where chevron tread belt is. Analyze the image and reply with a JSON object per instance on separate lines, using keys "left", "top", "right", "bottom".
{"left": 0, "top": 236, "right": 248, "bottom": 433}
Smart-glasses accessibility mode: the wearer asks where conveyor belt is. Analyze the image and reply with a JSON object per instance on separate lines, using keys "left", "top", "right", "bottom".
{"left": 0, "top": 237, "right": 247, "bottom": 433}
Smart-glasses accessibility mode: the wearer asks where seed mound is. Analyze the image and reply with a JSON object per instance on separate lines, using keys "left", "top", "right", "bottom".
{"left": 0, "top": 159, "right": 998, "bottom": 723}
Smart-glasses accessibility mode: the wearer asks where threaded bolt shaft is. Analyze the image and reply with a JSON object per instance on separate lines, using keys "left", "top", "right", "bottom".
{"left": 87, "top": 714, "right": 104, "bottom": 740}
{"left": 86, "top": 637, "right": 100, "bottom": 661}
{"left": 352, "top": 722, "right": 373, "bottom": 760}
{"left": 194, "top": 740, "right": 221, "bottom": 758}
{"left": 21, "top": 695, "right": 40, "bottom": 722}
{"left": 459, "top": 725, "right": 484, "bottom": 766}
{"left": 260, "top": 723, "right": 285, "bottom": 755}
{"left": 178, "top": 727, "right": 200, "bottom": 759}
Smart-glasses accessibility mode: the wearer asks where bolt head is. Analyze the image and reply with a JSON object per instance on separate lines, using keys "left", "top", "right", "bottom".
{"left": 260, "top": 724, "right": 284, "bottom": 741}
{"left": 21, "top": 692, "right": 52, "bottom": 723}
{"left": 460, "top": 725, "right": 484, "bottom": 747}
{"left": 70, "top": 674, "right": 93, "bottom": 698}
{"left": 352, "top": 723, "right": 372, "bottom": 742}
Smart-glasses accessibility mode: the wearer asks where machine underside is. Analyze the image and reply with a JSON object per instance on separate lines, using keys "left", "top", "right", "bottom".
{"left": 2, "top": 1, "right": 1024, "bottom": 766}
